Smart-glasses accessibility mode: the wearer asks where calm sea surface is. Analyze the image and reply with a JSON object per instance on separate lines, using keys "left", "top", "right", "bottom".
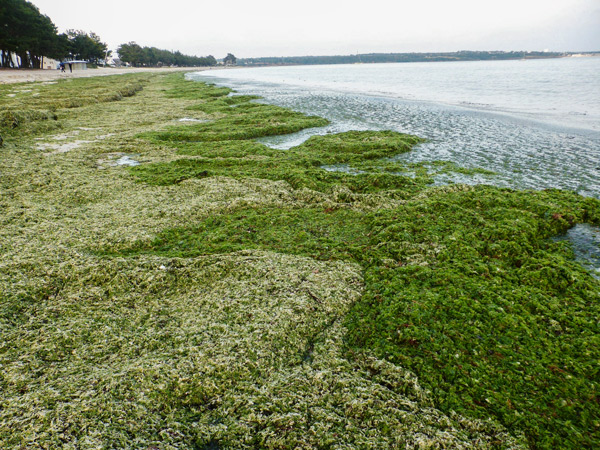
{"left": 189, "top": 58, "right": 600, "bottom": 275}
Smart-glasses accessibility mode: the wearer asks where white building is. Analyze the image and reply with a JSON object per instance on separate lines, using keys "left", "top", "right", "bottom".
{"left": 41, "top": 57, "right": 59, "bottom": 69}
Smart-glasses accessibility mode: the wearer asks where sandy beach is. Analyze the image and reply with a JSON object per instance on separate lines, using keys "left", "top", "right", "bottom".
{"left": 0, "top": 66, "right": 221, "bottom": 84}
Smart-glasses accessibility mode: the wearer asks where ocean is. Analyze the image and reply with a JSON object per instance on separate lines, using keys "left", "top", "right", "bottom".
{"left": 189, "top": 57, "right": 600, "bottom": 274}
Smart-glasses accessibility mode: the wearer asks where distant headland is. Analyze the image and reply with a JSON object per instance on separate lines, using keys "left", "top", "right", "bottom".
{"left": 238, "top": 50, "right": 600, "bottom": 67}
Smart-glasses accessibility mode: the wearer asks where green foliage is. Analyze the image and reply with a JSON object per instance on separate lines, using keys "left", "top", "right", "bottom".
{"left": 117, "top": 41, "right": 216, "bottom": 67}
{"left": 0, "top": 0, "right": 60, "bottom": 68}
{"left": 64, "top": 29, "right": 109, "bottom": 64}
{"left": 223, "top": 53, "right": 237, "bottom": 65}
{"left": 0, "top": 2, "right": 108, "bottom": 68}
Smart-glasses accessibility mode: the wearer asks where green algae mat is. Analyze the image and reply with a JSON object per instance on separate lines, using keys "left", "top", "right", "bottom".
{"left": 1, "top": 72, "right": 599, "bottom": 449}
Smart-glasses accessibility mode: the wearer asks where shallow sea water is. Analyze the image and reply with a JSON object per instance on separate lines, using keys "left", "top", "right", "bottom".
{"left": 555, "top": 224, "right": 600, "bottom": 279}
{"left": 190, "top": 58, "right": 600, "bottom": 273}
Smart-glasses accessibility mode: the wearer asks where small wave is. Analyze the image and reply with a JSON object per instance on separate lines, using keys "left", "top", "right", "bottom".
{"left": 459, "top": 101, "right": 493, "bottom": 108}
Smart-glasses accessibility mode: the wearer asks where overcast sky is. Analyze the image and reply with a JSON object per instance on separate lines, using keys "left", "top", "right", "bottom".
{"left": 32, "top": 0, "right": 600, "bottom": 58}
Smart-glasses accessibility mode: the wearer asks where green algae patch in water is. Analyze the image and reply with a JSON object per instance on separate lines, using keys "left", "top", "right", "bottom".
{"left": 132, "top": 126, "right": 429, "bottom": 193}
{"left": 140, "top": 80, "right": 329, "bottom": 143}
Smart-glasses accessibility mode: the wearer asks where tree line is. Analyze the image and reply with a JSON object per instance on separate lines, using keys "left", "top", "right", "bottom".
{"left": 0, "top": 0, "right": 109, "bottom": 68}
{"left": 116, "top": 42, "right": 216, "bottom": 67}
{"left": 0, "top": 0, "right": 218, "bottom": 69}
{"left": 239, "top": 50, "right": 566, "bottom": 66}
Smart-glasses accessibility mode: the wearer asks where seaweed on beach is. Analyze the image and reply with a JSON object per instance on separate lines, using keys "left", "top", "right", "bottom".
{"left": 126, "top": 75, "right": 600, "bottom": 448}
{"left": 114, "top": 184, "right": 600, "bottom": 449}
{"left": 1, "top": 72, "right": 599, "bottom": 449}
{"left": 0, "top": 74, "right": 146, "bottom": 135}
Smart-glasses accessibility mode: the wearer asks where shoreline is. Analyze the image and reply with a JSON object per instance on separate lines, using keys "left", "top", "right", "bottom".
{"left": 0, "top": 66, "right": 228, "bottom": 84}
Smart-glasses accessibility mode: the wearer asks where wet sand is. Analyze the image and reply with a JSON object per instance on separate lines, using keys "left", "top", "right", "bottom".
{"left": 0, "top": 66, "right": 223, "bottom": 84}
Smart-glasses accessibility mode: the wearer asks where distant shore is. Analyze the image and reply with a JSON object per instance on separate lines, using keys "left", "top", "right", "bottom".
{"left": 0, "top": 66, "right": 226, "bottom": 84}
{"left": 236, "top": 50, "right": 600, "bottom": 68}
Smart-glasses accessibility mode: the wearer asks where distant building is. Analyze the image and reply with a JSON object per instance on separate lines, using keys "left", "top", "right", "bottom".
{"left": 62, "top": 60, "right": 88, "bottom": 71}
{"left": 41, "top": 57, "right": 59, "bottom": 69}
{"left": 106, "top": 56, "right": 122, "bottom": 67}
